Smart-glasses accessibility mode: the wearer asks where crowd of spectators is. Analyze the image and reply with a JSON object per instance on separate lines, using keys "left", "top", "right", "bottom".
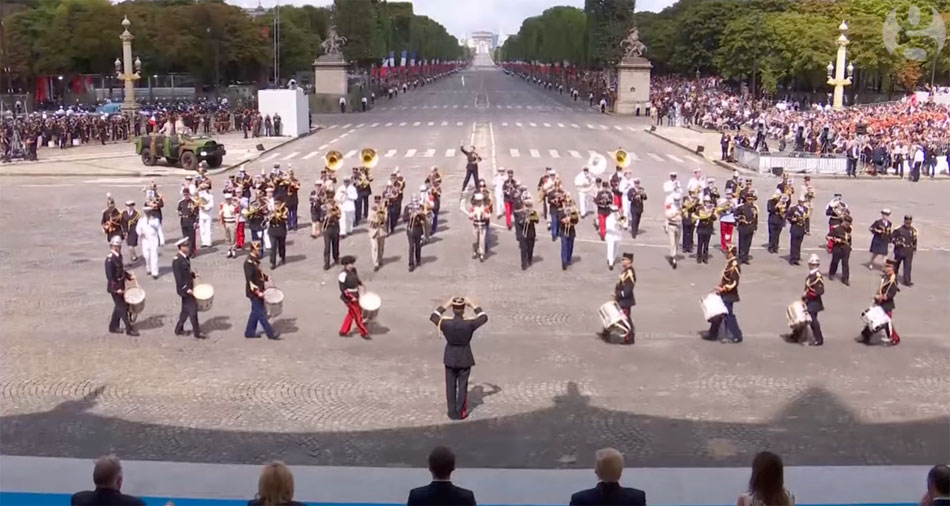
{"left": 69, "top": 450, "right": 950, "bottom": 506}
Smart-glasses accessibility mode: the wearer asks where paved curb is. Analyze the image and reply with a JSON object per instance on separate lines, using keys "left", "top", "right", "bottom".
{"left": 205, "top": 130, "right": 315, "bottom": 177}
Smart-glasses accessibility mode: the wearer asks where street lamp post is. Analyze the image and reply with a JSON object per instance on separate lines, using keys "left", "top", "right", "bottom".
{"left": 826, "top": 20, "right": 854, "bottom": 110}
{"left": 115, "top": 16, "right": 142, "bottom": 118}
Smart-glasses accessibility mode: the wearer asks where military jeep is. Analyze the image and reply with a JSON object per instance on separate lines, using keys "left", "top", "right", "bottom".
{"left": 135, "top": 134, "right": 226, "bottom": 171}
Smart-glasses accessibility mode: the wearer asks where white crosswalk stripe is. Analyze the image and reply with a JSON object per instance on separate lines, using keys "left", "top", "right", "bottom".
{"left": 599, "top": 124, "right": 609, "bottom": 130}
{"left": 571, "top": 123, "right": 580, "bottom": 128}
{"left": 413, "top": 121, "right": 421, "bottom": 126}
{"left": 318, "top": 144, "right": 330, "bottom": 150}
{"left": 399, "top": 122, "right": 407, "bottom": 126}
{"left": 588, "top": 150, "right": 601, "bottom": 159}
{"left": 427, "top": 121, "right": 435, "bottom": 126}
{"left": 441, "top": 121, "right": 448, "bottom": 126}
{"left": 667, "top": 154, "right": 684, "bottom": 163}
{"left": 405, "top": 149, "right": 417, "bottom": 158}
{"left": 502, "top": 122, "right": 509, "bottom": 127}
{"left": 526, "top": 105, "right": 533, "bottom": 110}
{"left": 530, "top": 122, "right": 537, "bottom": 127}
{"left": 529, "top": 149, "right": 541, "bottom": 158}
{"left": 463, "top": 105, "right": 469, "bottom": 108}
{"left": 262, "top": 152, "right": 281, "bottom": 161}
{"left": 370, "top": 123, "right": 379, "bottom": 127}
{"left": 568, "top": 150, "right": 581, "bottom": 158}
{"left": 282, "top": 152, "right": 299, "bottom": 161}
{"left": 586, "top": 124, "right": 595, "bottom": 129}
{"left": 326, "top": 124, "right": 339, "bottom": 129}
{"left": 422, "top": 148, "right": 435, "bottom": 158}
{"left": 516, "top": 105, "right": 523, "bottom": 109}
{"left": 344, "top": 149, "right": 357, "bottom": 159}
{"left": 456, "top": 122, "right": 464, "bottom": 127}
{"left": 549, "top": 149, "right": 560, "bottom": 158}
{"left": 629, "top": 151, "right": 640, "bottom": 160}
{"left": 516, "top": 122, "right": 523, "bottom": 127}
{"left": 445, "top": 148, "right": 456, "bottom": 157}
{"left": 626, "top": 126, "right": 638, "bottom": 132}
{"left": 543, "top": 123, "right": 551, "bottom": 127}
{"left": 384, "top": 122, "right": 393, "bottom": 127}
{"left": 342, "top": 123, "right": 352, "bottom": 129}
{"left": 384, "top": 149, "right": 397, "bottom": 158}
{"left": 510, "top": 148, "right": 520, "bottom": 157}
{"left": 453, "top": 105, "right": 458, "bottom": 109}
{"left": 302, "top": 151, "right": 320, "bottom": 160}
{"left": 558, "top": 123, "right": 565, "bottom": 128}
{"left": 506, "top": 105, "right": 513, "bottom": 109}
{"left": 648, "top": 153, "right": 664, "bottom": 161}
{"left": 685, "top": 155, "right": 701, "bottom": 163}
{"left": 614, "top": 126, "right": 624, "bottom": 131}
{"left": 355, "top": 123, "right": 365, "bottom": 128}
{"left": 443, "top": 105, "right": 449, "bottom": 109}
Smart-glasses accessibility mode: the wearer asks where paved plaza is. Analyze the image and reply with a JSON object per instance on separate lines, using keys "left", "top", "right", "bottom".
{"left": 1, "top": 67, "right": 948, "bottom": 471}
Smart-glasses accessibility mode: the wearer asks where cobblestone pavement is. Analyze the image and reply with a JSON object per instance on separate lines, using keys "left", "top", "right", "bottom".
{"left": 1, "top": 67, "right": 948, "bottom": 469}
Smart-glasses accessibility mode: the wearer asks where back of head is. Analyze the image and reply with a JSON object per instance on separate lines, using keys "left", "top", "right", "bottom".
{"left": 92, "top": 455, "right": 122, "bottom": 489}
{"left": 428, "top": 446, "right": 456, "bottom": 480}
{"left": 749, "top": 451, "right": 790, "bottom": 506}
{"left": 258, "top": 461, "right": 295, "bottom": 506}
{"left": 929, "top": 464, "right": 950, "bottom": 496}
{"left": 594, "top": 448, "right": 624, "bottom": 483}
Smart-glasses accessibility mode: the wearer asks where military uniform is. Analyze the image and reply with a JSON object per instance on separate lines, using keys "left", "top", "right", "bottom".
{"left": 514, "top": 205, "right": 539, "bottom": 270}
{"left": 707, "top": 256, "right": 742, "bottom": 343}
{"left": 735, "top": 200, "right": 757, "bottom": 264}
{"left": 827, "top": 219, "right": 852, "bottom": 285}
{"left": 614, "top": 260, "right": 636, "bottom": 344}
{"left": 172, "top": 249, "right": 203, "bottom": 338}
{"left": 627, "top": 185, "right": 647, "bottom": 238}
{"left": 105, "top": 248, "right": 136, "bottom": 335}
{"left": 766, "top": 195, "right": 787, "bottom": 253}
{"left": 891, "top": 220, "right": 917, "bottom": 286}
{"left": 177, "top": 195, "right": 199, "bottom": 258}
{"left": 785, "top": 202, "right": 807, "bottom": 264}
{"left": 369, "top": 200, "right": 387, "bottom": 271}
{"left": 429, "top": 301, "right": 488, "bottom": 420}
{"left": 405, "top": 200, "right": 426, "bottom": 271}
{"left": 791, "top": 266, "right": 825, "bottom": 345}
{"left": 861, "top": 266, "right": 900, "bottom": 345}
{"left": 322, "top": 203, "right": 341, "bottom": 270}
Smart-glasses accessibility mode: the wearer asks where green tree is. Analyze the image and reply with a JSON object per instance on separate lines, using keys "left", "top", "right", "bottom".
{"left": 333, "top": 0, "right": 384, "bottom": 64}
{"left": 585, "top": 0, "right": 635, "bottom": 68}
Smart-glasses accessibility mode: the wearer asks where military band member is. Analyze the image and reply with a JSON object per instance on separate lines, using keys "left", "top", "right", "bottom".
{"left": 681, "top": 189, "right": 699, "bottom": 254}
{"left": 136, "top": 204, "right": 164, "bottom": 279}
{"left": 547, "top": 181, "right": 565, "bottom": 241}
{"left": 338, "top": 255, "right": 370, "bottom": 339}
{"left": 352, "top": 167, "right": 369, "bottom": 226}
{"left": 559, "top": 197, "right": 580, "bottom": 270}
{"left": 859, "top": 259, "right": 900, "bottom": 345}
{"left": 419, "top": 185, "right": 433, "bottom": 242}
{"left": 310, "top": 181, "right": 326, "bottom": 238}
{"left": 664, "top": 193, "right": 682, "bottom": 269}
{"left": 724, "top": 171, "right": 740, "bottom": 196}
{"left": 102, "top": 195, "right": 122, "bottom": 242}
{"left": 197, "top": 184, "right": 214, "bottom": 249}
{"left": 429, "top": 296, "right": 488, "bottom": 420}
{"left": 789, "top": 254, "right": 825, "bottom": 345}
{"left": 405, "top": 195, "right": 426, "bottom": 272}
{"left": 891, "top": 215, "right": 917, "bottom": 286}
{"left": 244, "top": 193, "right": 267, "bottom": 248}
{"left": 322, "top": 199, "right": 342, "bottom": 270}
{"left": 537, "top": 168, "right": 556, "bottom": 222}
{"left": 609, "top": 166, "right": 623, "bottom": 209}
{"left": 695, "top": 196, "right": 718, "bottom": 264}
{"left": 218, "top": 192, "right": 239, "bottom": 258}
{"left": 172, "top": 238, "right": 205, "bottom": 339}
{"left": 766, "top": 190, "right": 788, "bottom": 254}
{"left": 515, "top": 199, "right": 539, "bottom": 270}
{"left": 120, "top": 200, "right": 141, "bottom": 262}
{"left": 827, "top": 214, "right": 852, "bottom": 286}
{"left": 786, "top": 196, "right": 808, "bottom": 265}
{"left": 735, "top": 194, "right": 757, "bottom": 265}
{"left": 868, "top": 209, "right": 892, "bottom": 269}
{"left": 268, "top": 197, "right": 289, "bottom": 269}
{"left": 338, "top": 177, "right": 357, "bottom": 237}
{"left": 105, "top": 236, "right": 138, "bottom": 336}
{"left": 718, "top": 193, "right": 737, "bottom": 251}
{"left": 800, "top": 175, "right": 815, "bottom": 234}
{"left": 605, "top": 205, "right": 625, "bottom": 270}
{"left": 469, "top": 193, "right": 490, "bottom": 262}
{"left": 492, "top": 167, "right": 507, "bottom": 220}
{"left": 384, "top": 180, "right": 401, "bottom": 234}
{"left": 502, "top": 169, "right": 517, "bottom": 229}
{"left": 369, "top": 195, "right": 387, "bottom": 271}
{"left": 244, "top": 243, "right": 279, "bottom": 339}
{"left": 614, "top": 252, "right": 636, "bottom": 344}
{"left": 575, "top": 167, "right": 595, "bottom": 218}
{"left": 705, "top": 246, "right": 743, "bottom": 343}
{"left": 825, "top": 193, "right": 848, "bottom": 252}
{"left": 459, "top": 144, "right": 482, "bottom": 192}
{"left": 143, "top": 181, "right": 165, "bottom": 224}
{"left": 627, "top": 178, "right": 647, "bottom": 239}
{"left": 177, "top": 188, "right": 199, "bottom": 258}
{"left": 429, "top": 179, "right": 442, "bottom": 235}
{"left": 286, "top": 169, "right": 301, "bottom": 230}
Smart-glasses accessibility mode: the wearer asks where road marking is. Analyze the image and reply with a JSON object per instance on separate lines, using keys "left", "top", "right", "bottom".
{"left": 399, "top": 122, "right": 407, "bottom": 126}
{"left": 318, "top": 144, "right": 330, "bottom": 150}
{"left": 422, "top": 148, "right": 435, "bottom": 158}
{"left": 384, "top": 149, "right": 397, "bottom": 158}
{"left": 557, "top": 123, "right": 565, "bottom": 128}
{"left": 629, "top": 151, "right": 640, "bottom": 160}
{"left": 510, "top": 148, "right": 520, "bottom": 157}
{"left": 614, "top": 126, "right": 624, "bottom": 131}
{"left": 341, "top": 123, "right": 352, "bottom": 129}
{"left": 543, "top": 122, "right": 551, "bottom": 127}
{"left": 384, "top": 122, "right": 393, "bottom": 127}
{"left": 326, "top": 124, "right": 339, "bottom": 129}
{"left": 463, "top": 105, "right": 469, "bottom": 108}
{"left": 506, "top": 105, "right": 512, "bottom": 109}
{"left": 427, "top": 121, "right": 435, "bottom": 126}
{"left": 571, "top": 123, "right": 580, "bottom": 128}
{"left": 443, "top": 105, "right": 449, "bottom": 109}
{"left": 588, "top": 150, "right": 601, "bottom": 159}
{"left": 441, "top": 121, "right": 448, "bottom": 126}
{"left": 516, "top": 105, "right": 523, "bottom": 109}
{"left": 526, "top": 105, "right": 533, "bottom": 110}
{"left": 685, "top": 155, "right": 701, "bottom": 163}
{"left": 501, "top": 122, "right": 509, "bottom": 127}
{"left": 626, "top": 126, "right": 638, "bottom": 131}
{"left": 343, "top": 149, "right": 357, "bottom": 159}
{"left": 586, "top": 124, "right": 595, "bottom": 129}
{"left": 281, "top": 152, "right": 299, "bottom": 161}
{"left": 445, "top": 148, "right": 456, "bottom": 157}
{"left": 302, "top": 151, "right": 320, "bottom": 160}
{"left": 453, "top": 105, "right": 458, "bottom": 109}
{"left": 370, "top": 123, "right": 379, "bottom": 127}
{"left": 549, "top": 149, "right": 560, "bottom": 158}
{"left": 568, "top": 150, "right": 581, "bottom": 158}
{"left": 262, "top": 152, "right": 281, "bottom": 161}
{"left": 413, "top": 121, "right": 421, "bottom": 126}
{"left": 648, "top": 153, "right": 664, "bottom": 161}
{"left": 529, "top": 122, "right": 537, "bottom": 127}
{"left": 529, "top": 149, "right": 541, "bottom": 158}
{"left": 516, "top": 122, "right": 523, "bottom": 127}
{"left": 457, "top": 121, "right": 464, "bottom": 127}
{"left": 667, "top": 154, "right": 684, "bottom": 163}
{"left": 355, "top": 123, "right": 365, "bottom": 128}
{"left": 405, "top": 149, "right": 417, "bottom": 157}
{"left": 598, "top": 124, "right": 609, "bottom": 130}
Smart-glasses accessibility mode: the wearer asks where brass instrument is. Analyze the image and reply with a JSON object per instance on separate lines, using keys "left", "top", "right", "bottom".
{"left": 322, "top": 203, "right": 341, "bottom": 229}
{"left": 325, "top": 150, "right": 344, "bottom": 172}
{"left": 588, "top": 152, "right": 607, "bottom": 176}
{"left": 103, "top": 214, "right": 121, "bottom": 233}
{"left": 271, "top": 203, "right": 289, "bottom": 224}
{"left": 360, "top": 148, "right": 378, "bottom": 169}
{"left": 522, "top": 208, "right": 540, "bottom": 236}
{"left": 613, "top": 148, "right": 631, "bottom": 169}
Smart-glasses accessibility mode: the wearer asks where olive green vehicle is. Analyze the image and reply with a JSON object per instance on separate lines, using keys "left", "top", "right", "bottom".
{"left": 135, "top": 134, "right": 226, "bottom": 171}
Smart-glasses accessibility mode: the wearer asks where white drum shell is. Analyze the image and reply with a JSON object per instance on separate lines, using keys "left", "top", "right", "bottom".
{"left": 786, "top": 300, "right": 811, "bottom": 328}
{"left": 360, "top": 292, "right": 381, "bottom": 321}
{"left": 264, "top": 288, "right": 284, "bottom": 318}
{"left": 701, "top": 293, "right": 728, "bottom": 322}
{"left": 194, "top": 284, "right": 214, "bottom": 312}
{"left": 124, "top": 287, "right": 146, "bottom": 315}
{"left": 861, "top": 305, "right": 890, "bottom": 332}
{"left": 598, "top": 301, "right": 631, "bottom": 332}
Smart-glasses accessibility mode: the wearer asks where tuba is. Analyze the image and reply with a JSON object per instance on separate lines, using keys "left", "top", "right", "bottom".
{"left": 325, "top": 150, "right": 343, "bottom": 172}
{"left": 614, "top": 148, "right": 631, "bottom": 169}
{"left": 588, "top": 152, "right": 607, "bottom": 176}
{"left": 360, "top": 148, "right": 378, "bottom": 170}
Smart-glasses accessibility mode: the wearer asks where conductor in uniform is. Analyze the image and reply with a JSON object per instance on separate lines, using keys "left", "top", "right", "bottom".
{"left": 105, "top": 236, "right": 139, "bottom": 336}
{"left": 172, "top": 238, "right": 205, "bottom": 339}
{"left": 429, "top": 297, "right": 488, "bottom": 420}
{"left": 613, "top": 252, "right": 636, "bottom": 344}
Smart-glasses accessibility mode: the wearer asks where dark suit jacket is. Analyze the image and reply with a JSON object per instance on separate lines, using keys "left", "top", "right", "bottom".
{"left": 71, "top": 487, "right": 145, "bottom": 506}
{"left": 247, "top": 500, "right": 306, "bottom": 506}
{"left": 570, "top": 481, "right": 646, "bottom": 506}
{"left": 429, "top": 306, "right": 488, "bottom": 368}
{"left": 932, "top": 498, "right": 950, "bottom": 506}
{"left": 407, "top": 480, "right": 476, "bottom": 506}
{"left": 172, "top": 253, "right": 194, "bottom": 297}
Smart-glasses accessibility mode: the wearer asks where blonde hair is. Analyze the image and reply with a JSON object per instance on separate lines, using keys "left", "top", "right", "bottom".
{"left": 256, "top": 461, "right": 294, "bottom": 506}
{"left": 594, "top": 448, "right": 624, "bottom": 482}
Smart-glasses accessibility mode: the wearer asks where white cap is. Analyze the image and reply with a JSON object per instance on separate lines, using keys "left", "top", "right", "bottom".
{"left": 109, "top": 236, "right": 123, "bottom": 246}
{"left": 808, "top": 254, "right": 820, "bottom": 265}
{"left": 419, "top": 185, "right": 427, "bottom": 192}
{"left": 175, "top": 237, "right": 190, "bottom": 247}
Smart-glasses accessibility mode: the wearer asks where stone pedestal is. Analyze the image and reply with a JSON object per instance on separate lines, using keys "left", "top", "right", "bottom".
{"left": 615, "top": 57, "right": 652, "bottom": 115}
{"left": 313, "top": 56, "right": 349, "bottom": 113}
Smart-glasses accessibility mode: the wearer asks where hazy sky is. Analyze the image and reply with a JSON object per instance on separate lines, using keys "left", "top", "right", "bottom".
{"left": 228, "top": 0, "right": 675, "bottom": 41}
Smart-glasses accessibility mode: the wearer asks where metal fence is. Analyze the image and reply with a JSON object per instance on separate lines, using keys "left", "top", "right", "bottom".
{"left": 736, "top": 146, "right": 848, "bottom": 175}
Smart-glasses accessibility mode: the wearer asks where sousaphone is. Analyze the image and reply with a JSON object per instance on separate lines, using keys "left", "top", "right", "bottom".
{"left": 588, "top": 152, "right": 607, "bottom": 176}
{"left": 614, "top": 148, "right": 631, "bottom": 169}
{"left": 360, "top": 148, "right": 378, "bottom": 170}
{"left": 325, "top": 150, "right": 343, "bottom": 172}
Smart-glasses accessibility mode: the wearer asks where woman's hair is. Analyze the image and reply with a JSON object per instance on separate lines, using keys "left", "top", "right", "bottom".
{"left": 748, "top": 451, "right": 790, "bottom": 506}
{"left": 257, "top": 460, "right": 295, "bottom": 506}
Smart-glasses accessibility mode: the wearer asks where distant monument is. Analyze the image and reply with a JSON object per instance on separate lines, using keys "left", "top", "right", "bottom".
{"left": 614, "top": 25, "right": 652, "bottom": 115}
{"left": 312, "top": 27, "right": 349, "bottom": 113}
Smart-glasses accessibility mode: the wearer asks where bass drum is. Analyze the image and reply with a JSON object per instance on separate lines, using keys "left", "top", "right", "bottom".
{"left": 264, "top": 287, "right": 284, "bottom": 318}
{"left": 124, "top": 285, "right": 146, "bottom": 322}
{"left": 194, "top": 284, "right": 214, "bottom": 312}
{"left": 861, "top": 305, "right": 890, "bottom": 333}
{"left": 786, "top": 300, "right": 811, "bottom": 328}
{"left": 360, "top": 292, "right": 381, "bottom": 321}
{"left": 701, "top": 293, "right": 727, "bottom": 322}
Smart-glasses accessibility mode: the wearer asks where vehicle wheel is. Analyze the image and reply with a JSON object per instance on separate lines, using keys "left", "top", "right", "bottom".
{"left": 205, "top": 155, "right": 223, "bottom": 168}
{"left": 180, "top": 151, "right": 198, "bottom": 171}
{"left": 140, "top": 148, "right": 157, "bottom": 167}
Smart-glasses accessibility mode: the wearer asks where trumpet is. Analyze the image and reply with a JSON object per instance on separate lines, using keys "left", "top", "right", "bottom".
{"left": 360, "top": 148, "right": 378, "bottom": 169}
{"left": 325, "top": 150, "right": 344, "bottom": 172}
{"left": 322, "top": 204, "right": 341, "bottom": 229}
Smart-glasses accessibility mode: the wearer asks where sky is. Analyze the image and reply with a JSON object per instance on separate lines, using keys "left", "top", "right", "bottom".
{"left": 227, "top": 0, "right": 676, "bottom": 42}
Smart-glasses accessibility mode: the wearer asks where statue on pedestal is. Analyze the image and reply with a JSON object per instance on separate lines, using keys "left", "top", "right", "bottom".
{"left": 318, "top": 27, "right": 347, "bottom": 62}
{"left": 620, "top": 26, "right": 647, "bottom": 61}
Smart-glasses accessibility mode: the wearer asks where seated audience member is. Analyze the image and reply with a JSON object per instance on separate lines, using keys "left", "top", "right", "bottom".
{"left": 739, "top": 451, "right": 795, "bottom": 506}
{"left": 570, "top": 448, "right": 646, "bottom": 506}
{"left": 71, "top": 454, "right": 146, "bottom": 506}
{"left": 921, "top": 464, "right": 950, "bottom": 506}
{"left": 248, "top": 461, "right": 305, "bottom": 506}
{"left": 407, "top": 446, "right": 476, "bottom": 506}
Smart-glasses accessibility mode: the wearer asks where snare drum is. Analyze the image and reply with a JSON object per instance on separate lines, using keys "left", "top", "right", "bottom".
{"left": 263, "top": 287, "right": 284, "bottom": 318}
{"left": 701, "top": 293, "right": 727, "bottom": 322}
{"left": 359, "top": 292, "right": 382, "bottom": 321}
{"left": 598, "top": 301, "right": 631, "bottom": 334}
{"left": 861, "top": 305, "right": 890, "bottom": 332}
{"left": 193, "top": 284, "right": 214, "bottom": 312}
{"left": 124, "top": 286, "right": 146, "bottom": 322}
{"left": 786, "top": 300, "right": 811, "bottom": 328}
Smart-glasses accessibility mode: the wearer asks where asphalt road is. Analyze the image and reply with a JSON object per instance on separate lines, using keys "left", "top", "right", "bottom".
{"left": 1, "top": 65, "right": 948, "bottom": 470}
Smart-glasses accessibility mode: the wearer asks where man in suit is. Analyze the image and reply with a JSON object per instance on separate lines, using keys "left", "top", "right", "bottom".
{"left": 105, "top": 236, "right": 139, "bottom": 336}
{"left": 570, "top": 448, "right": 646, "bottom": 506}
{"left": 922, "top": 464, "right": 950, "bottom": 506}
{"left": 172, "top": 238, "right": 205, "bottom": 339}
{"left": 407, "top": 446, "right": 476, "bottom": 506}
{"left": 71, "top": 455, "right": 145, "bottom": 506}
{"left": 429, "top": 297, "right": 488, "bottom": 420}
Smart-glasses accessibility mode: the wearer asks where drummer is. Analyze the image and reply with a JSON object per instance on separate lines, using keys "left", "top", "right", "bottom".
{"left": 244, "top": 242, "right": 280, "bottom": 340}
{"left": 859, "top": 259, "right": 900, "bottom": 346}
{"left": 790, "top": 254, "right": 825, "bottom": 346}
{"left": 105, "top": 236, "right": 139, "bottom": 336}
{"left": 704, "top": 245, "right": 742, "bottom": 343}
{"left": 612, "top": 252, "right": 636, "bottom": 344}
{"left": 172, "top": 238, "right": 205, "bottom": 339}
{"left": 338, "top": 255, "right": 370, "bottom": 339}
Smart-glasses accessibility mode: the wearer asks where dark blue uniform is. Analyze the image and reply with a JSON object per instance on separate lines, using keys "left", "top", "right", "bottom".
{"left": 429, "top": 304, "right": 488, "bottom": 420}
